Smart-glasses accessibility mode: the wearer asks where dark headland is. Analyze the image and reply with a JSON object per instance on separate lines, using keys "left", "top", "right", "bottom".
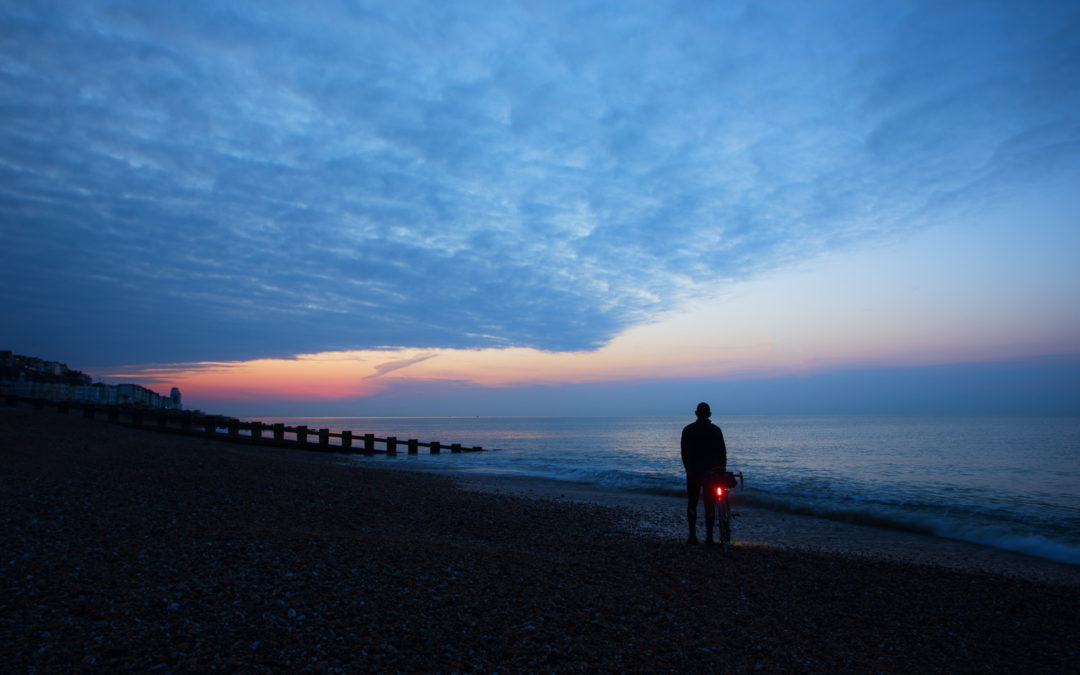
{"left": 2, "top": 407, "right": 1077, "bottom": 672}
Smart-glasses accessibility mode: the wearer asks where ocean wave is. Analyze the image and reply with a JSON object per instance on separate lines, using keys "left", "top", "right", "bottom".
{"left": 738, "top": 491, "right": 1080, "bottom": 566}
{"left": 958, "top": 534, "right": 1080, "bottom": 566}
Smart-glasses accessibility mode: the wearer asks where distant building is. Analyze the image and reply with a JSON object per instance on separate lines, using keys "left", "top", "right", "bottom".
{"left": 0, "top": 351, "right": 181, "bottom": 409}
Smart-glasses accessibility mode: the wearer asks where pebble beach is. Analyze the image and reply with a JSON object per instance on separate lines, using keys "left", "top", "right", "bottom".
{"left": 2, "top": 407, "right": 1078, "bottom": 672}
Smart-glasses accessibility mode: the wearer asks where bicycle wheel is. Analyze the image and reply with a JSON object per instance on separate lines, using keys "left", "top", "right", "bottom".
{"left": 718, "top": 495, "right": 731, "bottom": 552}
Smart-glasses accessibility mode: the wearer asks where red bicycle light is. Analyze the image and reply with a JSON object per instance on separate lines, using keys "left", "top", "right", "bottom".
{"left": 716, "top": 486, "right": 723, "bottom": 497}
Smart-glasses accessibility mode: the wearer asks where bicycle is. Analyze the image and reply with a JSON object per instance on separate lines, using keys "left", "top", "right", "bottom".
{"left": 706, "top": 469, "right": 743, "bottom": 552}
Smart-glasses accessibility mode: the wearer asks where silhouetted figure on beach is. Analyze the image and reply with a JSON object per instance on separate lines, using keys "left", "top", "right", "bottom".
{"left": 681, "top": 402, "right": 727, "bottom": 545}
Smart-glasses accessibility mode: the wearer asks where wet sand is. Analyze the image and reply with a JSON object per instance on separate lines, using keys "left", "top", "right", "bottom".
{"left": 3, "top": 407, "right": 1078, "bottom": 672}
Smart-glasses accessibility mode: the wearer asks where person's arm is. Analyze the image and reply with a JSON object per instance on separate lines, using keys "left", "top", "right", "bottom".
{"left": 680, "top": 426, "right": 690, "bottom": 471}
{"left": 717, "top": 428, "right": 727, "bottom": 473}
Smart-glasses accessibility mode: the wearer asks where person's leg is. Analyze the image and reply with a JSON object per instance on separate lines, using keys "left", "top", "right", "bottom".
{"left": 686, "top": 473, "right": 701, "bottom": 544}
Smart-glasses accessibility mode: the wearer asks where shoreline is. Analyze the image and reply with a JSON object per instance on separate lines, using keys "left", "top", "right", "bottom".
{"left": 446, "top": 469, "right": 1080, "bottom": 587}
{"left": 4, "top": 407, "right": 1078, "bottom": 671}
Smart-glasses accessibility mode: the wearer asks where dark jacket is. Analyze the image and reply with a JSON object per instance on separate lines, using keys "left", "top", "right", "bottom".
{"left": 681, "top": 418, "right": 727, "bottom": 476}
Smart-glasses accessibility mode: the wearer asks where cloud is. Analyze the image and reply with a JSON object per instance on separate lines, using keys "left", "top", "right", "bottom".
{"left": 1, "top": 1, "right": 1077, "bottom": 367}
{"left": 161, "top": 355, "right": 1080, "bottom": 418}
{"left": 98, "top": 182, "right": 1080, "bottom": 418}
{"left": 365, "top": 353, "right": 437, "bottom": 380}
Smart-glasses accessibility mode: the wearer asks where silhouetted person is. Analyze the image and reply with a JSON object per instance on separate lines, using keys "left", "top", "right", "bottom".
{"left": 681, "top": 402, "right": 727, "bottom": 545}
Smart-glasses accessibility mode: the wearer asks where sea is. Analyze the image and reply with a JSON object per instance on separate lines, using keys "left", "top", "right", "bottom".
{"left": 259, "top": 415, "right": 1080, "bottom": 566}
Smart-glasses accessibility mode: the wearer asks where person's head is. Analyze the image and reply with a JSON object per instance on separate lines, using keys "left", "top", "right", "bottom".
{"left": 695, "top": 402, "right": 711, "bottom": 420}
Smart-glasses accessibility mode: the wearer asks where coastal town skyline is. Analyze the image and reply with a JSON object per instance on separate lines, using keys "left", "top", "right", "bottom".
{"left": 2, "top": 1, "right": 1078, "bottom": 416}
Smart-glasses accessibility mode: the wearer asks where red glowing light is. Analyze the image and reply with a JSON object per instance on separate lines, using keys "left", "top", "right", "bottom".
{"left": 716, "top": 486, "right": 724, "bottom": 497}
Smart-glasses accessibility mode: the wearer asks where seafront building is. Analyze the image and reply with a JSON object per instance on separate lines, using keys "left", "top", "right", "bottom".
{"left": 0, "top": 351, "right": 181, "bottom": 409}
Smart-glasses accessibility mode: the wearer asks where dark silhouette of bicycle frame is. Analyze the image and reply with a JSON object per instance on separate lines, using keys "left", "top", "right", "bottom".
{"left": 706, "top": 469, "right": 743, "bottom": 552}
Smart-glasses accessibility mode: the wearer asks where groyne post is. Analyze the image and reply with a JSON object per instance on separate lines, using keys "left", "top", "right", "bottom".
{"left": 4, "top": 396, "right": 495, "bottom": 456}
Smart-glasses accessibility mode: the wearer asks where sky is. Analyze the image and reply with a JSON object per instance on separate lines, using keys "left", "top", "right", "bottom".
{"left": 1, "top": 0, "right": 1078, "bottom": 416}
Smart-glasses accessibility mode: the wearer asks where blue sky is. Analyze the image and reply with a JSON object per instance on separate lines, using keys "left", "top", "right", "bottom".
{"left": 1, "top": 0, "right": 1078, "bottom": 415}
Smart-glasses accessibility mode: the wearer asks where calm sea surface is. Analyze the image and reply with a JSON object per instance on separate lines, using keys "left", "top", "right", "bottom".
{"left": 261, "top": 415, "right": 1080, "bottom": 565}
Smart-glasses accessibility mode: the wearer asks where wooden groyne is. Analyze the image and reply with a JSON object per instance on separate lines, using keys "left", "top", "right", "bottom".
{"left": 2, "top": 395, "right": 491, "bottom": 455}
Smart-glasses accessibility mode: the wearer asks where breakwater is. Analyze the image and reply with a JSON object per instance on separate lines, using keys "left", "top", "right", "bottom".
{"left": 2, "top": 395, "right": 489, "bottom": 455}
